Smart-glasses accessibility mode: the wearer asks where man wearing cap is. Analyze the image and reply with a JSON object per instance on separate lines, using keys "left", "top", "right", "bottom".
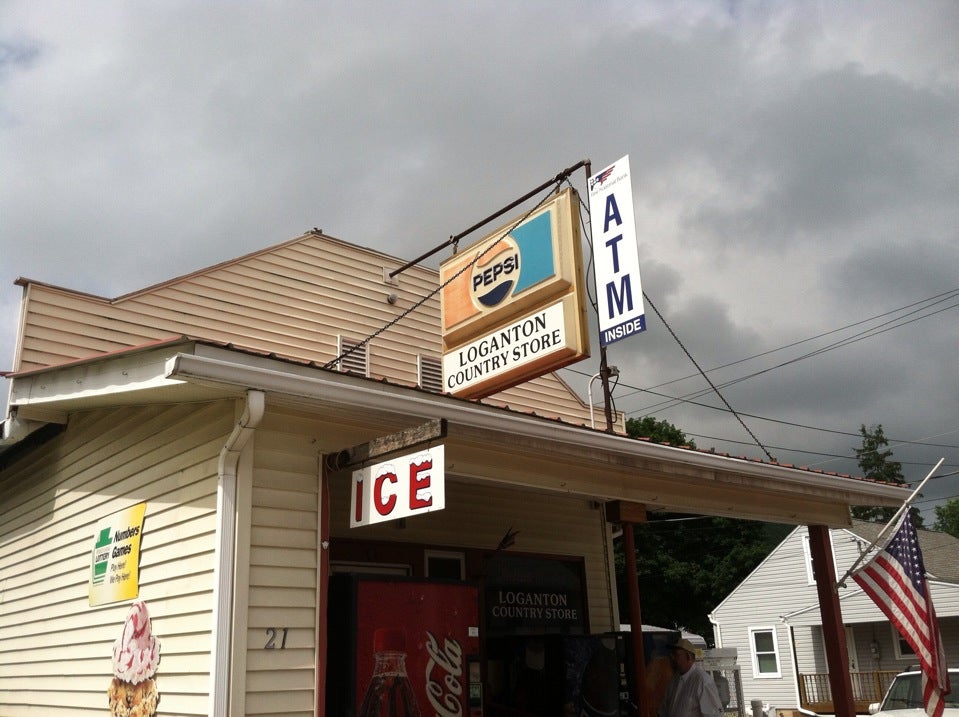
{"left": 658, "top": 638, "right": 724, "bottom": 717}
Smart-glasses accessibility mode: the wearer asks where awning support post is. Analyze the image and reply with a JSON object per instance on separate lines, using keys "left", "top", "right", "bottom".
{"left": 808, "top": 524, "right": 855, "bottom": 717}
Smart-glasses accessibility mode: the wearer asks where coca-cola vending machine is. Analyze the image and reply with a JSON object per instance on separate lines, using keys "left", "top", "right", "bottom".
{"left": 327, "top": 574, "right": 483, "bottom": 717}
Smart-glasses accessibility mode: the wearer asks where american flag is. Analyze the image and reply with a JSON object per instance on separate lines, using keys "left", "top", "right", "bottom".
{"left": 853, "top": 513, "right": 951, "bottom": 717}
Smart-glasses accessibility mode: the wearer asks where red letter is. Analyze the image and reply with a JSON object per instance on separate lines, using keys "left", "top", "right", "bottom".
{"left": 354, "top": 477, "right": 364, "bottom": 523}
{"left": 374, "top": 472, "right": 398, "bottom": 516}
{"left": 409, "top": 459, "right": 433, "bottom": 510}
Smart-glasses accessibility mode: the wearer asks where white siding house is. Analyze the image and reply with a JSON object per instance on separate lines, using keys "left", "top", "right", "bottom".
{"left": 710, "top": 521, "right": 959, "bottom": 714}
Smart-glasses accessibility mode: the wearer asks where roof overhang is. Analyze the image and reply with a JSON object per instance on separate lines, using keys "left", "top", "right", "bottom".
{"left": 2, "top": 340, "right": 910, "bottom": 527}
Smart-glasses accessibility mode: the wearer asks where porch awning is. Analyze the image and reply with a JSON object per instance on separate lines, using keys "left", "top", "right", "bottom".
{"left": 4, "top": 338, "right": 911, "bottom": 528}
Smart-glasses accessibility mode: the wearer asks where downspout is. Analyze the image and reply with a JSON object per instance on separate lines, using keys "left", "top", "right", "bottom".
{"left": 210, "top": 390, "right": 265, "bottom": 717}
{"left": 707, "top": 613, "right": 721, "bottom": 647}
{"left": 781, "top": 616, "right": 803, "bottom": 713}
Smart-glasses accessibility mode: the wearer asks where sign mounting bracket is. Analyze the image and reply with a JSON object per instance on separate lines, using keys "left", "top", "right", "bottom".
{"left": 324, "top": 418, "right": 447, "bottom": 473}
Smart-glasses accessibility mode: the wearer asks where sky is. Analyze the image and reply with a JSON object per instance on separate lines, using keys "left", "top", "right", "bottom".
{"left": 2, "top": 1, "right": 958, "bottom": 525}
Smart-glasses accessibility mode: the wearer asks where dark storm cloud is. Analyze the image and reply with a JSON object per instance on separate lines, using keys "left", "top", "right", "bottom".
{"left": 2, "top": 1, "right": 958, "bottom": 520}
{"left": 690, "top": 65, "right": 959, "bottom": 250}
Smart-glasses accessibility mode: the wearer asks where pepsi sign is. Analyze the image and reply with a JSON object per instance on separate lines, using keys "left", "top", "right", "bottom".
{"left": 440, "top": 189, "right": 590, "bottom": 398}
{"left": 470, "top": 236, "right": 522, "bottom": 307}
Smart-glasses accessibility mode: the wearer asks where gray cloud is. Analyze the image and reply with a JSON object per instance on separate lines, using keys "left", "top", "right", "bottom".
{"left": 2, "top": 0, "right": 958, "bottom": 522}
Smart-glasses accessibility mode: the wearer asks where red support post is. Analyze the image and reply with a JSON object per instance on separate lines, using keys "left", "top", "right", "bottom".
{"left": 808, "top": 524, "right": 856, "bottom": 717}
{"left": 624, "top": 523, "right": 650, "bottom": 717}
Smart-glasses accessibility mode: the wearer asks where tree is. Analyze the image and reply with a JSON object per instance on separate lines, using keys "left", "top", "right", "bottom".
{"left": 934, "top": 498, "right": 959, "bottom": 538}
{"left": 626, "top": 416, "right": 696, "bottom": 448}
{"left": 851, "top": 424, "right": 923, "bottom": 528}
{"left": 617, "top": 516, "right": 780, "bottom": 641}
{"left": 618, "top": 416, "right": 783, "bottom": 641}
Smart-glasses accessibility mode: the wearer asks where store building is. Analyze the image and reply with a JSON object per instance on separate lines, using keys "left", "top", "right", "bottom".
{"left": 0, "top": 230, "right": 908, "bottom": 716}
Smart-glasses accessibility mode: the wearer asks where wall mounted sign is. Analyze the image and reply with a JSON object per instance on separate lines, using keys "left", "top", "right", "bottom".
{"left": 107, "top": 599, "right": 161, "bottom": 717}
{"left": 483, "top": 554, "right": 586, "bottom": 636}
{"left": 89, "top": 502, "right": 147, "bottom": 607}
{"left": 440, "top": 188, "right": 590, "bottom": 398}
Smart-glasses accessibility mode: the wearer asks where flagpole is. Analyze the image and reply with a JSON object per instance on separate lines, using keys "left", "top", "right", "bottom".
{"left": 836, "top": 457, "right": 945, "bottom": 588}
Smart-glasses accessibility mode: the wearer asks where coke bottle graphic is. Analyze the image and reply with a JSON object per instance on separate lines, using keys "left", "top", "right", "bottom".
{"left": 358, "top": 628, "right": 422, "bottom": 717}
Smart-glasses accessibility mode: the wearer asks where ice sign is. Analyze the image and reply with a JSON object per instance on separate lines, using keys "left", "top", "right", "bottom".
{"left": 351, "top": 445, "right": 446, "bottom": 528}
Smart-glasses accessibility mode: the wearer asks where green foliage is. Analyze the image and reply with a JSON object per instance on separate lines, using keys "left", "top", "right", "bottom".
{"left": 626, "top": 416, "right": 696, "bottom": 449}
{"left": 616, "top": 515, "right": 777, "bottom": 641}
{"left": 850, "top": 424, "right": 923, "bottom": 528}
{"left": 934, "top": 498, "right": 959, "bottom": 538}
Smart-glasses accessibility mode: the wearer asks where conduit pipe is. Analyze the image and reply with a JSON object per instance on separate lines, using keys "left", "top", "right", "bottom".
{"left": 210, "top": 389, "right": 265, "bottom": 717}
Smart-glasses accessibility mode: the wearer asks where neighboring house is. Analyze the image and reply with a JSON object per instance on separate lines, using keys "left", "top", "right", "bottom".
{"left": 0, "top": 230, "right": 911, "bottom": 716}
{"left": 710, "top": 520, "right": 959, "bottom": 714}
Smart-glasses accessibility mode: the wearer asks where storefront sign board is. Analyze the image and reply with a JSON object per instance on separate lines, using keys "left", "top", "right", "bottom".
{"left": 440, "top": 188, "right": 589, "bottom": 398}
{"left": 350, "top": 445, "right": 445, "bottom": 527}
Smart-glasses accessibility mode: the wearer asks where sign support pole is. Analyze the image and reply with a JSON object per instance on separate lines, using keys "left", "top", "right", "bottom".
{"left": 585, "top": 160, "right": 618, "bottom": 437}
{"left": 587, "top": 158, "right": 649, "bottom": 717}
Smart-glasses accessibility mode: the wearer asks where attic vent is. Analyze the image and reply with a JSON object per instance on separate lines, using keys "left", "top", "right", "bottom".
{"left": 337, "top": 336, "right": 369, "bottom": 376}
{"left": 418, "top": 355, "right": 443, "bottom": 392}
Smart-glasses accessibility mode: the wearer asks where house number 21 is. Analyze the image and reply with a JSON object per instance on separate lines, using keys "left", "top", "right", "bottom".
{"left": 265, "top": 627, "right": 288, "bottom": 649}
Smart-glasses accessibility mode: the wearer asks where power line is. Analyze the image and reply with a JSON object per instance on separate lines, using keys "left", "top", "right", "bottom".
{"left": 571, "top": 363, "right": 959, "bottom": 451}
{"left": 684, "top": 430, "right": 959, "bottom": 476}
{"left": 625, "top": 296, "right": 959, "bottom": 418}
{"left": 641, "top": 291, "right": 775, "bottom": 461}
{"left": 625, "top": 286, "right": 959, "bottom": 398}
{"left": 568, "top": 283, "right": 959, "bottom": 453}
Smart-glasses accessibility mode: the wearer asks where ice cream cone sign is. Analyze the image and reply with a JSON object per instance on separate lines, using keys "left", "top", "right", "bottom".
{"left": 108, "top": 599, "right": 160, "bottom": 717}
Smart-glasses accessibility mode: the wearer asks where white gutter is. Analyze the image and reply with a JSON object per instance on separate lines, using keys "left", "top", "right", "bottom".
{"left": 165, "top": 352, "right": 910, "bottom": 503}
{"left": 209, "top": 389, "right": 265, "bottom": 717}
{"left": 0, "top": 406, "right": 68, "bottom": 448}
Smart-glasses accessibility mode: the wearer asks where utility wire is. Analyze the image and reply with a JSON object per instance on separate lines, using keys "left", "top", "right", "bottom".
{"left": 566, "top": 286, "right": 959, "bottom": 449}
{"left": 576, "top": 183, "right": 765, "bottom": 454}
{"left": 626, "top": 374, "right": 959, "bottom": 450}
{"left": 683, "top": 429, "right": 959, "bottom": 467}
{"left": 641, "top": 292, "right": 775, "bottom": 461}
{"left": 627, "top": 297, "right": 959, "bottom": 417}
{"left": 628, "top": 286, "right": 959, "bottom": 397}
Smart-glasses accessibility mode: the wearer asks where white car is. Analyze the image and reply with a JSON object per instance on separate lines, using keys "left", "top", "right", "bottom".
{"left": 869, "top": 669, "right": 959, "bottom": 717}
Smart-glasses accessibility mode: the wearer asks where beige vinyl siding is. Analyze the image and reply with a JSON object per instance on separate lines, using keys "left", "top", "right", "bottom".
{"left": 0, "top": 401, "right": 230, "bottom": 715}
{"left": 242, "top": 407, "right": 322, "bottom": 717}
{"left": 327, "top": 470, "right": 617, "bottom": 633}
{"left": 15, "top": 236, "right": 441, "bottom": 383}
{"left": 15, "top": 233, "right": 598, "bottom": 426}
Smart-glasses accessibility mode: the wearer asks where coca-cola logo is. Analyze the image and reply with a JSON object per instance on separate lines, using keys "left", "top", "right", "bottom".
{"left": 424, "top": 631, "right": 463, "bottom": 717}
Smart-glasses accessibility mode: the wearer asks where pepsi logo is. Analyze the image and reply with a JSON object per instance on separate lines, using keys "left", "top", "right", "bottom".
{"left": 470, "top": 237, "right": 521, "bottom": 308}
